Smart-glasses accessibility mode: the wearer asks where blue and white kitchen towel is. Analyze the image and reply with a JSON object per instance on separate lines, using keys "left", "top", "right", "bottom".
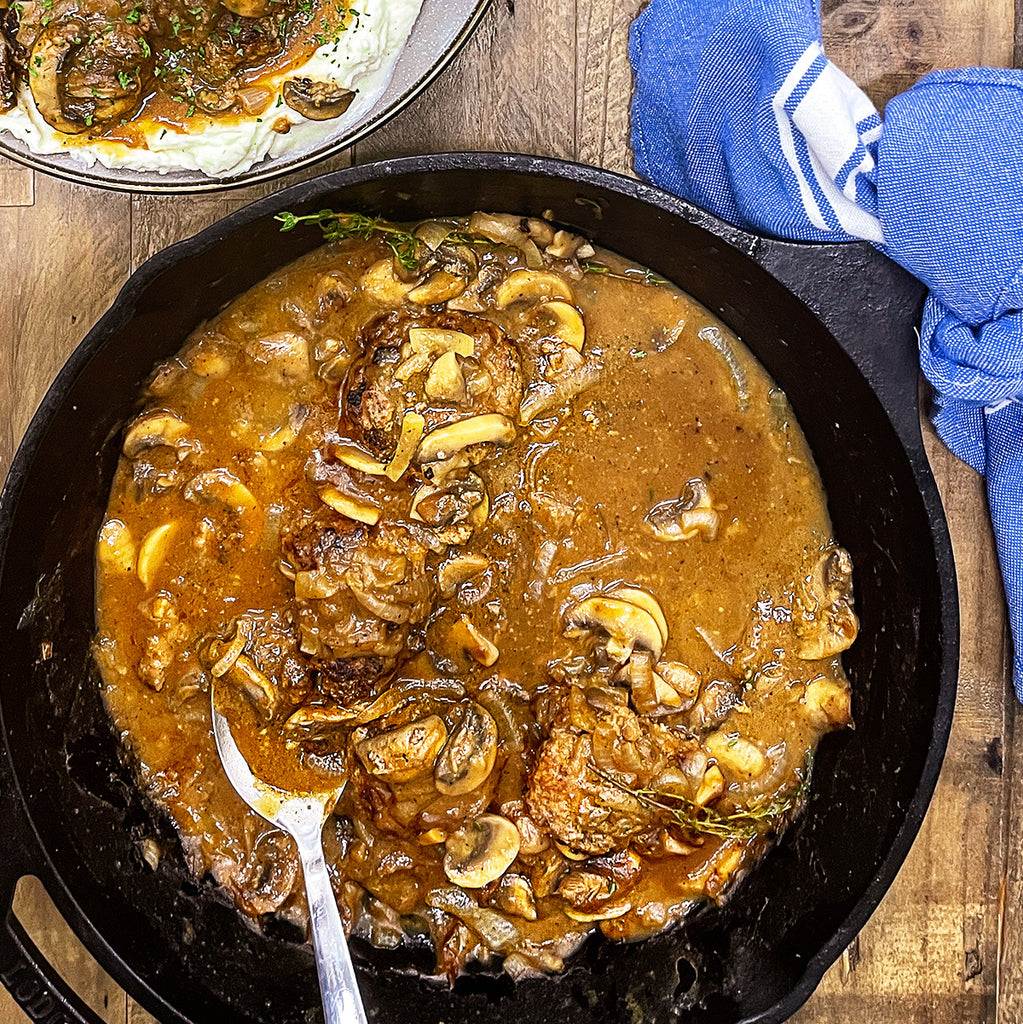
{"left": 630, "top": 0, "right": 1023, "bottom": 700}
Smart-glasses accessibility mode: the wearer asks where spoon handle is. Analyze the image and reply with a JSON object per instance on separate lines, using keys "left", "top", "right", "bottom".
{"left": 295, "top": 831, "right": 369, "bottom": 1024}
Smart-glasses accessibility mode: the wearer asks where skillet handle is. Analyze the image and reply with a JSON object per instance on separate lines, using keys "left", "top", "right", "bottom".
{"left": 0, "top": 748, "right": 108, "bottom": 1024}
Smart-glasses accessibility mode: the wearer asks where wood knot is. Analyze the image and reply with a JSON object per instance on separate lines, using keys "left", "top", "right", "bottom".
{"left": 822, "top": 0, "right": 880, "bottom": 39}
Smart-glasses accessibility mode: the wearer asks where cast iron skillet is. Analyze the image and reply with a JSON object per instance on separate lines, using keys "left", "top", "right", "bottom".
{"left": 0, "top": 152, "right": 957, "bottom": 1024}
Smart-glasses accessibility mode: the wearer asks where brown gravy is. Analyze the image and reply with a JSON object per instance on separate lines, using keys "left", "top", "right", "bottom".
{"left": 94, "top": 212, "right": 856, "bottom": 978}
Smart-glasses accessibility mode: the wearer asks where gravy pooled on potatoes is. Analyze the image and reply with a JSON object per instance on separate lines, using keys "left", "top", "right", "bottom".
{"left": 94, "top": 211, "right": 857, "bottom": 978}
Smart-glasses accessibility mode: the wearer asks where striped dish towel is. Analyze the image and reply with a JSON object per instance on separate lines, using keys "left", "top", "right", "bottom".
{"left": 630, "top": 0, "right": 1023, "bottom": 700}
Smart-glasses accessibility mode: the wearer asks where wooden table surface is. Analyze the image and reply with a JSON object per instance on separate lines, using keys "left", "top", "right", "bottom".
{"left": 0, "top": 0, "right": 1019, "bottom": 1021}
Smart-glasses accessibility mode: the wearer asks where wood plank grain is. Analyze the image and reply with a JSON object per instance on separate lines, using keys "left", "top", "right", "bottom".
{"left": 355, "top": 0, "right": 576, "bottom": 161}
{"left": 0, "top": 173, "right": 131, "bottom": 477}
{"left": 823, "top": 0, "right": 1015, "bottom": 109}
{"left": 576, "top": 0, "right": 642, "bottom": 173}
{"left": 0, "top": 161, "right": 33, "bottom": 207}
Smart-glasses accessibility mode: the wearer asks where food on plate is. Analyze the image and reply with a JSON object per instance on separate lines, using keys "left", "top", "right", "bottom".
{"left": 94, "top": 210, "right": 858, "bottom": 978}
{"left": 0, "top": 0, "right": 421, "bottom": 175}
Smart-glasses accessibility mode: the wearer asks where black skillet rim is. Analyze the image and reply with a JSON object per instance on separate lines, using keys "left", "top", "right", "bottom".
{"left": 0, "top": 151, "right": 959, "bottom": 1024}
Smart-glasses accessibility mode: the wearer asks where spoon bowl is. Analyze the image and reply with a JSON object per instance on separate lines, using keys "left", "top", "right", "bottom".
{"left": 211, "top": 696, "right": 369, "bottom": 1024}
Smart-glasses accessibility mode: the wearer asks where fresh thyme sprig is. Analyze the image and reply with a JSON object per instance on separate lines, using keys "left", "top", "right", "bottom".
{"left": 580, "top": 261, "right": 668, "bottom": 287}
{"left": 275, "top": 210, "right": 424, "bottom": 272}
{"left": 592, "top": 759, "right": 812, "bottom": 841}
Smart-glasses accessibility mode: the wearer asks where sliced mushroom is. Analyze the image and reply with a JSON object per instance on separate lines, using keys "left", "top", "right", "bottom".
{"left": 800, "top": 677, "right": 853, "bottom": 729}
{"left": 545, "top": 229, "right": 593, "bottom": 260}
{"left": 695, "top": 764, "right": 725, "bottom": 807}
{"left": 426, "top": 887, "right": 522, "bottom": 952}
{"left": 408, "top": 271, "right": 467, "bottom": 305}
{"left": 355, "top": 715, "right": 449, "bottom": 783}
{"left": 564, "top": 595, "right": 664, "bottom": 662}
{"left": 360, "top": 258, "right": 415, "bottom": 305}
{"left": 443, "top": 814, "right": 520, "bottom": 888}
{"left": 563, "top": 899, "right": 632, "bottom": 923}
{"left": 30, "top": 18, "right": 147, "bottom": 134}
{"left": 410, "top": 474, "right": 488, "bottom": 531}
{"left": 434, "top": 702, "right": 498, "bottom": 795}
{"left": 705, "top": 732, "right": 768, "bottom": 780}
{"left": 136, "top": 522, "right": 177, "bottom": 588}
{"left": 334, "top": 442, "right": 388, "bottom": 476}
{"left": 494, "top": 874, "right": 538, "bottom": 921}
{"left": 246, "top": 331, "right": 311, "bottom": 381}
{"left": 449, "top": 616, "right": 499, "bottom": 667}
{"left": 318, "top": 486, "right": 381, "bottom": 526}
{"left": 123, "top": 412, "right": 191, "bottom": 459}
{"left": 467, "top": 212, "right": 543, "bottom": 268}
{"left": 384, "top": 412, "right": 425, "bottom": 482}
{"left": 531, "top": 300, "right": 585, "bottom": 352}
{"left": 185, "top": 470, "right": 262, "bottom": 546}
{"left": 282, "top": 78, "right": 357, "bottom": 120}
{"left": 607, "top": 586, "right": 669, "bottom": 647}
{"left": 437, "top": 553, "right": 490, "bottom": 597}
{"left": 416, "top": 414, "right": 516, "bottom": 463}
{"left": 221, "top": 653, "right": 277, "bottom": 713}
{"left": 97, "top": 519, "right": 135, "bottom": 574}
{"left": 794, "top": 546, "right": 859, "bottom": 660}
{"left": 557, "top": 870, "right": 616, "bottom": 908}
{"left": 494, "top": 269, "right": 575, "bottom": 309}
{"left": 425, "top": 350, "right": 466, "bottom": 402}
{"left": 645, "top": 479, "right": 719, "bottom": 542}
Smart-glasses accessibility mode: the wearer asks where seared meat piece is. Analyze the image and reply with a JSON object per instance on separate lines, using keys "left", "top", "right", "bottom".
{"left": 527, "top": 684, "right": 710, "bottom": 856}
{"left": 342, "top": 309, "right": 523, "bottom": 456}
{"left": 526, "top": 718, "right": 653, "bottom": 856}
{"left": 317, "top": 655, "right": 384, "bottom": 705}
{"left": 282, "top": 513, "right": 434, "bottom": 700}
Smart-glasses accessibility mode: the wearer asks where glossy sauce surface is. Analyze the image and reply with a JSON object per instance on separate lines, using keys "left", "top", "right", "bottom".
{"left": 95, "top": 214, "right": 856, "bottom": 977}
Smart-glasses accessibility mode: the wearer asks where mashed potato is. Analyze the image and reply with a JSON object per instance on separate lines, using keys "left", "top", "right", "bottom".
{"left": 0, "top": 0, "right": 422, "bottom": 177}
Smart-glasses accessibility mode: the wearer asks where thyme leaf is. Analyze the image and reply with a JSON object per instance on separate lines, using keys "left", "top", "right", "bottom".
{"left": 275, "top": 209, "right": 424, "bottom": 272}
{"left": 591, "top": 758, "right": 812, "bottom": 841}
{"left": 580, "top": 261, "right": 667, "bottom": 287}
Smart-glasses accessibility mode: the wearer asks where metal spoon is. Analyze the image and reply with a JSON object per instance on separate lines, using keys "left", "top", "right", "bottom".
{"left": 211, "top": 696, "right": 369, "bottom": 1024}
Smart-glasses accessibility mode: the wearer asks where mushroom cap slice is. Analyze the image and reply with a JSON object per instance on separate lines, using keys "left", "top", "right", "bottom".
{"left": 123, "top": 411, "right": 191, "bottom": 458}
{"left": 97, "top": 519, "right": 136, "bottom": 574}
{"left": 282, "top": 78, "right": 357, "bottom": 120}
{"left": 565, "top": 596, "right": 664, "bottom": 661}
{"left": 408, "top": 271, "right": 468, "bottom": 305}
{"left": 494, "top": 270, "right": 575, "bottom": 309}
{"left": 607, "top": 586, "right": 669, "bottom": 647}
{"left": 360, "top": 258, "right": 415, "bottom": 305}
{"left": 533, "top": 300, "right": 585, "bottom": 352}
{"left": 184, "top": 469, "right": 263, "bottom": 546}
{"left": 318, "top": 486, "right": 381, "bottom": 526}
{"left": 444, "top": 814, "right": 520, "bottom": 888}
{"left": 136, "top": 522, "right": 178, "bottom": 588}
{"left": 416, "top": 414, "right": 516, "bottom": 463}
{"left": 434, "top": 702, "right": 499, "bottom": 795}
{"left": 355, "top": 715, "right": 449, "bottom": 783}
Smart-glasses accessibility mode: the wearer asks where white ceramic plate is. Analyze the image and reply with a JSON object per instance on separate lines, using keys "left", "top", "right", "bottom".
{"left": 0, "top": 0, "right": 490, "bottom": 193}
